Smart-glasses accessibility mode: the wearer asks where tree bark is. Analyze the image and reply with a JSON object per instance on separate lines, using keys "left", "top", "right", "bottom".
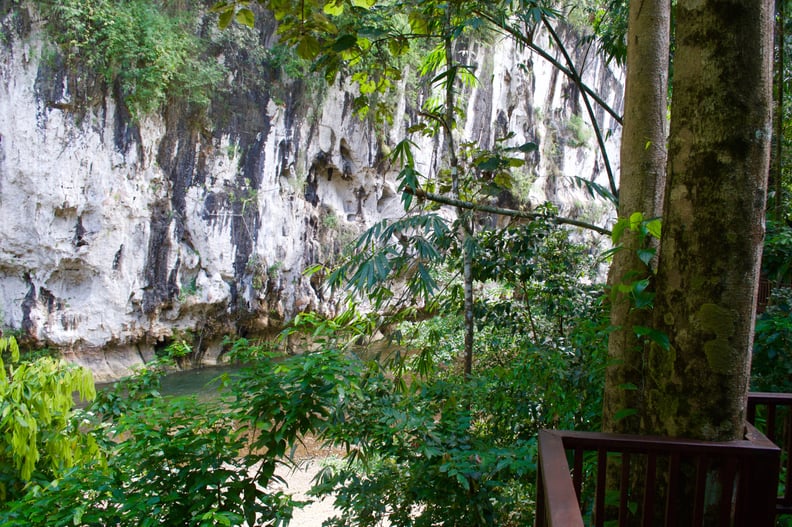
{"left": 442, "top": 7, "right": 474, "bottom": 377}
{"left": 602, "top": 0, "right": 670, "bottom": 435}
{"left": 644, "top": 0, "right": 773, "bottom": 441}
{"left": 773, "top": 0, "right": 785, "bottom": 222}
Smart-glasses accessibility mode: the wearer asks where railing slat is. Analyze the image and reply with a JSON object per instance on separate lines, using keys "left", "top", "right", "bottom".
{"left": 664, "top": 452, "right": 680, "bottom": 527}
{"left": 595, "top": 448, "right": 607, "bottom": 527}
{"left": 692, "top": 456, "right": 707, "bottom": 526}
{"left": 784, "top": 405, "right": 792, "bottom": 506}
{"left": 619, "top": 452, "right": 630, "bottom": 527}
{"left": 573, "top": 447, "right": 583, "bottom": 502}
{"left": 717, "top": 458, "right": 738, "bottom": 526}
{"left": 641, "top": 453, "right": 657, "bottom": 527}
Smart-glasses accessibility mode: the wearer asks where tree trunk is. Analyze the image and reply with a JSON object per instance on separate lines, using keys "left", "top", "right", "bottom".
{"left": 442, "top": 9, "right": 474, "bottom": 377}
{"left": 772, "top": 0, "right": 785, "bottom": 222}
{"left": 644, "top": 0, "right": 773, "bottom": 441}
{"left": 602, "top": 0, "right": 670, "bottom": 435}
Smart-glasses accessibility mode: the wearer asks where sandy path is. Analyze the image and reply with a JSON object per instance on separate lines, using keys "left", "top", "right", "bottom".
{"left": 273, "top": 460, "right": 337, "bottom": 527}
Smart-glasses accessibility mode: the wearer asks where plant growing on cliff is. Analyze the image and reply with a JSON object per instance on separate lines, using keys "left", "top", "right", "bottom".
{"left": 35, "top": 0, "right": 224, "bottom": 118}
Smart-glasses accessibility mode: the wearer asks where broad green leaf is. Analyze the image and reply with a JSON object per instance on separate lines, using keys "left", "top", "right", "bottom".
{"left": 333, "top": 34, "right": 358, "bottom": 52}
{"left": 629, "top": 211, "right": 643, "bottom": 231}
{"left": 493, "top": 173, "right": 513, "bottom": 189}
{"left": 324, "top": 1, "right": 344, "bottom": 16}
{"left": 476, "top": 156, "right": 501, "bottom": 172}
{"left": 218, "top": 8, "right": 234, "bottom": 29}
{"left": 296, "top": 36, "right": 322, "bottom": 59}
{"left": 615, "top": 408, "right": 637, "bottom": 421}
{"left": 209, "top": 1, "right": 230, "bottom": 13}
{"left": 637, "top": 248, "right": 655, "bottom": 267}
{"left": 611, "top": 218, "right": 628, "bottom": 244}
{"left": 515, "top": 142, "right": 538, "bottom": 153}
{"left": 633, "top": 325, "right": 670, "bottom": 351}
{"left": 388, "top": 36, "right": 409, "bottom": 57}
{"left": 645, "top": 218, "right": 662, "bottom": 239}
{"left": 235, "top": 8, "right": 255, "bottom": 28}
{"left": 352, "top": 0, "right": 376, "bottom": 7}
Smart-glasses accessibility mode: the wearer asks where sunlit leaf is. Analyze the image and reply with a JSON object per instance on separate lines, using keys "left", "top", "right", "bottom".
{"left": 324, "top": 0, "right": 344, "bottom": 16}
{"left": 235, "top": 8, "right": 255, "bottom": 28}
{"left": 611, "top": 218, "right": 628, "bottom": 244}
{"left": 645, "top": 218, "right": 662, "bottom": 239}
{"left": 628, "top": 211, "right": 644, "bottom": 231}
{"left": 218, "top": 8, "right": 234, "bottom": 29}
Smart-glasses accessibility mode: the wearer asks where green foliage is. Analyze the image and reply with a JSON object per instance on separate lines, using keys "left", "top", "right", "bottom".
{"left": 327, "top": 213, "right": 453, "bottom": 308}
{"left": 751, "top": 288, "right": 792, "bottom": 393}
{"left": 315, "top": 373, "right": 540, "bottom": 527}
{"left": 228, "top": 347, "right": 359, "bottom": 484}
{"left": 609, "top": 211, "right": 662, "bottom": 311}
{"left": 302, "top": 221, "right": 609, "bottom": 526}
{"left": 585, "top": 0, "right": 629, "bottom": 66}
{"left": 36, "top": 0, "right": 224, "bottom": 118}
{"left": 306, "top": 299, "right": 608, "bottom": 526}
{"left": 751, "top": 220, "right": 792, "bottom": 393}
{"left": 0, "top": 345, "right": 352, "bottom": 526}
{"left": 762, "top": 220, "right": 792, "bottom": 284}
{"left": 565, "top": 113, "right": 593, "bottom": 147}
{"left": 0, "top": 336, "right": 97, "bottom": 503}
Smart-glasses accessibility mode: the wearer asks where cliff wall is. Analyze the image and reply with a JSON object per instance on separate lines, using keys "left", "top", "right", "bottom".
{"left": 0, "top": 4, "right": 622, "bottom": 380}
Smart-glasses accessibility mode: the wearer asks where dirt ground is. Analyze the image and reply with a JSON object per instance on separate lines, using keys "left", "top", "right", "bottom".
{"left": 273, "top": 460, "right": 337, "bottom": 527}
{"left": 270, "top": 436, "right": 346, "bottom": 527}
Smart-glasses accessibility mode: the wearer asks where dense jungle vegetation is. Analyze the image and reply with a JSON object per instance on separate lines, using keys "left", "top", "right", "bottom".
{"left": 0, "top": 0, "right": 791, "bottom": 525}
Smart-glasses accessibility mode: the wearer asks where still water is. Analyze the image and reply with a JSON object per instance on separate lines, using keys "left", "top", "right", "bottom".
{"left": 157, "top": 364, "right": 240, "bottom": 398}
{"left": 93, "top": 363, "right": 245, "bottom": 402}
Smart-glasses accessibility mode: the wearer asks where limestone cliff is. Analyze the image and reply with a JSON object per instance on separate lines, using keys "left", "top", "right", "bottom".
{"left": 0, "top": 4, "right": 622, "bottom": 381}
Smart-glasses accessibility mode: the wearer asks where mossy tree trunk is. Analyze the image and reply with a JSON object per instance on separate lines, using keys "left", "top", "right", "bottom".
{"left": 602, "top": 0, "right": 671, "bottom": 435}
{"left": 644, "top": 0, "right": 773, "bottom": 441}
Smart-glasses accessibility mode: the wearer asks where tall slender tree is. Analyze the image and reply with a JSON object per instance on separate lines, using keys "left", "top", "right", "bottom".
{"left": 601, "top": 0, "right": 670, "bottom": 435}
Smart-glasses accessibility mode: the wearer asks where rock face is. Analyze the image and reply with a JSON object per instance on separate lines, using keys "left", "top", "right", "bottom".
{"left": 0, "top": 6, "right": 622, "bottom": 381}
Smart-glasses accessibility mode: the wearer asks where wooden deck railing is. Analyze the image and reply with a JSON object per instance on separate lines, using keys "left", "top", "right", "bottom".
{"left": 535, "top": 424, "right": 780, "bottom": 527}
{"left": 747, "top": 391, "right": 792, "bottom": 516}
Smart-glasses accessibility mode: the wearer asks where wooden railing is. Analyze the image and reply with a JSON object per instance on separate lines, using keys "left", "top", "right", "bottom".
{"left": 747, "top": 392, "right": 792, "bottom": 516}
{"left": 535, "top": 424, "right": 780, "bottom": 527}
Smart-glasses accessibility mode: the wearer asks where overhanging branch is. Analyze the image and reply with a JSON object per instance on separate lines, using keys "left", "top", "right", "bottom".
{"left": 404, "top": 187, "right": 612, "bottom": 236}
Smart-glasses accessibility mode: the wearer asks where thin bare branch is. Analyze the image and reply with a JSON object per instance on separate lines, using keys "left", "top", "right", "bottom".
{"left": 542, "top": 17, "right": 619, "bottom": 199}
{"left": 404, "top": 187, "right": 612, "bottom": 236}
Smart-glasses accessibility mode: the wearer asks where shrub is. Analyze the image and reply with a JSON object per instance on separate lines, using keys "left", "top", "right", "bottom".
{"left": 36, "top": 0, "right": 223, "bottom": 118}
{"left": 751, "top": 287, "right": 792, "bottom": 393}
{"left": 0, "top": 347, "right": 347, "bottom": 526}
{"left": 0, "top": 336, "right": 97, "bottom": 503}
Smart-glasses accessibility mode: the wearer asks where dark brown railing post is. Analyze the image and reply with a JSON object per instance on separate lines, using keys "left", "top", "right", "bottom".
{"left": 747, "top": 392, "right": 792, "bottom": 516}
{"left": 536, "top": 430, "right": 585, "bottom": 527}
{"left": 740, "top": 423, "right": 780, "bottom": 527}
